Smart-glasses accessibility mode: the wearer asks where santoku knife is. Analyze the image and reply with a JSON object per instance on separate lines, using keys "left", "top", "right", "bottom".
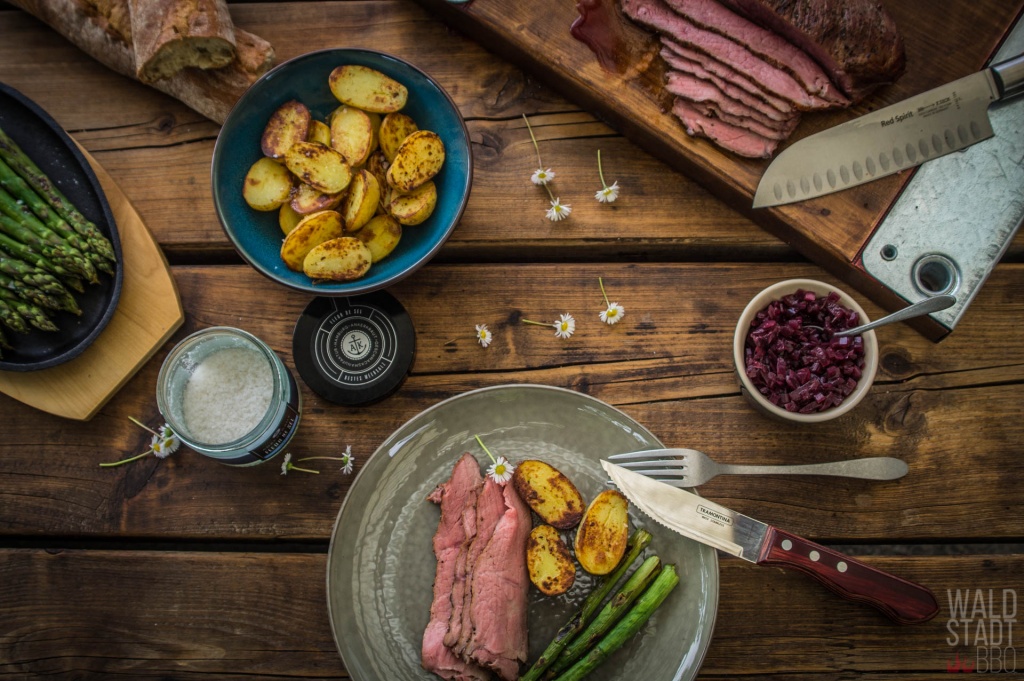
{"left": 753, "top": 53, "right": 1024, "bottom": 208}
{"left": 602, "top": 460, "right": 939, "bottom": 624}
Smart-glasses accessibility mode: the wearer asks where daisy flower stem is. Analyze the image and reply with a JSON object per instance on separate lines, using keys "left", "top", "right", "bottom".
{"left": 127, "top": 416, "right": 159, "bottom": 436}
{"left": 599, "top": 276, "right": 611, "bottom": 307}
{"left": 523, "top": 114, "right": 544, "bottom": 169}
{"left": 290, "top": 465, "right": 320, "bottom": 474}
{"left": 99, "top": 449, "right": 154, "bottom": 467}
{"left": 598, "top": 149, "right": 608, "bottom": 189}
{"left": 520, "top": 318, "right": 550, "bottom": 327}
{"left": 295, "top": 456, "right": 347, "bottom": 463}
{"left": 475, "top": 434, "right": 496, "bottom": 464}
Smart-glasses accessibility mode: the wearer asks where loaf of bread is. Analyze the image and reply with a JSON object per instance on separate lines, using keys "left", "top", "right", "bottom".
{"left": 8, "top": 0, "right": 275, "bottom": 124}
{"left": 128, "top": 0, "right": 237, "bottom": 83}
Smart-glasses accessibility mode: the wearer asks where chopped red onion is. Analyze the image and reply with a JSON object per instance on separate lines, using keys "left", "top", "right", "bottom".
{"left": 744, "top": 289, "right": 865, "bottom": 414}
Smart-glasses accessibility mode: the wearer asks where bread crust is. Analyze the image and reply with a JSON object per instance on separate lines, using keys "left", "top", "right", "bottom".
{"left": 128, "top": 0, "right": 237, "bottom": 83}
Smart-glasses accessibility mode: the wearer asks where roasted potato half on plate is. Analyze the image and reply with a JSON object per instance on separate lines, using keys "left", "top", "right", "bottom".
{"left": 386, "top": 130, "right": 445, "bottom": 193}
{"left": 341, "top": 169, "right": 382, "bottom": 233}
{"left": 243, "top": 157, "right": 293, "bottom": 211}
{"left": 290, "top": 182, "right": 344, "bottom": 215}
{"left": 527, "top": 525, "right": 576, "bottom": 596}
{"left": 284, "top": 141, "right": 352, "bottom": 195}
{"left": 379, "top": 112, "right": 418, "bottom": 162}
{"left": 388, "top": 180, "right": 436, "bottom": 226}
{"left": 280, "top": 209, "right": 343, "bottom": 271}
{"left": 355, "top": 214, "right": 401, "bottom": 263}
{"left": 511, "top": 459, "right": 585, "bottom": 530}
{"left": 330, "top": 106, "right": 376, "bottom": 167}
{"left": 303, "top": 236, "right": 373, "bottom": 281}
{"left": 261, "top": 99, "right": 310, "bottom": 158}
{"left": 574, "top": 490, "right": 630, "bottom": 575}
{"left": 307, "top": 119, "right": 332, "bottom": 147}
{"left": 329, "top": 65, "right": 408, "bottom": 113}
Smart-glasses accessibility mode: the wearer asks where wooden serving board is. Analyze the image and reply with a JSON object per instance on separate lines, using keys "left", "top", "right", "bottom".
{"left": 413, "top": 0, "right": 1024, "bottom": 338}
{"left": 0, "top": 145, "right": 184, "bottom": 421}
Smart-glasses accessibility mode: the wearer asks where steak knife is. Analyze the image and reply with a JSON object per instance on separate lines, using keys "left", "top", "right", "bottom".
{"left": 753, "top": 53, "right": 1024, "bottom": 208}
{"left": 602, "top": 460, "right": 939, "bottom": 624}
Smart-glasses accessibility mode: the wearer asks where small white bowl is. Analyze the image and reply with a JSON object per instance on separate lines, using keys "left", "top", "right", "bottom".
{"left": 733, "top": 278, "right": 879, "bottom": 423}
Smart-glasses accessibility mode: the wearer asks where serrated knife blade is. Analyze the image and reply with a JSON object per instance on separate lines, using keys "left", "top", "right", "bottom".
{"left": 753, "top": 53, "right": 1024, "bottom": 208}
{"left": 602, "top": 460, "right": 939, "bottom": 624}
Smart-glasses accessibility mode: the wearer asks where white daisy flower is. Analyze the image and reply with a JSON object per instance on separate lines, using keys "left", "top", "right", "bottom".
{"left": 151, "top": 424, "right": 181, "bottom": 459}
{"left": 475, "top": 323, "right": 493, "bottom": 348}
{"left": 339, "top": 445, "right": 355, "bottom": 475}
{"left": 281, "top": 452, "right": 292, "bottom": 476}
{"left": 595, "top": 181, "right": 620, "bottom": 203}
{"left": 600, "top": 302, "right": 625, "bottom": 324}
{"left": 487, "top": 456, "right": 515, "bottom": 484}
{"left": 554, "top": 313, "right": 576, "bottom": 339}
{"left": 546, "top": 198, "right": 572, "bottom": 222}
{"left": 531, "top": 168, "right": 555, "bottom": 186}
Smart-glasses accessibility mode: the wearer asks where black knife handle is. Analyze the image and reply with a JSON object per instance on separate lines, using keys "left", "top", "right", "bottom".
{"left": 756, "top": 526, "right": 939, "bottom": 625}
{"left": 991, "top": 53, "right": 1024, "bottom": 100}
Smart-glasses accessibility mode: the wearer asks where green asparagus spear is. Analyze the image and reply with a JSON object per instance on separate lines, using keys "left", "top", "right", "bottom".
{"left": 0, "top": 229, "right": 83, "bottom": 287}
{"left": 551, "top": 565, "right": 680, "bottom": 681}
{"left": 0, "top": 127, "right": 116, "bottom": 263}
{"left": 0, "top": 255, "right": 79, "bottom": 313}
{"left": 0, "top": 296, "right": 29, "bottom": 334}
{"left": 519, "top": 529, "right": 653, "bottom": 681}
{"left": 0, "top": 213, "right": 95, "bottom": 283}
{"left": 0, "top": 270, "right": 63, "bottom": 312}
{"left": 0, "top": 187, "right": 98, "bottom": 282}
{"left": 0, "top": 287, "right": 58, "bottom": 332}
{"left": 545, "top": 556, "right": 662, "bottom": 678}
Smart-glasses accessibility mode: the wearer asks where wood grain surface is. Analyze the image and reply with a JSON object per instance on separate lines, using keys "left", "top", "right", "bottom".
{"left": 0, "top": 2, "right": 1022, "bottom": 680}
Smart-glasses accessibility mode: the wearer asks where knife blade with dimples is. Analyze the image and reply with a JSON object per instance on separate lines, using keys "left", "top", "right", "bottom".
{"left": 602, "top": 460, "right": 939, "bottom": 624}
{"left": 753, "top": 53, "right": 1024, "bottom": 208}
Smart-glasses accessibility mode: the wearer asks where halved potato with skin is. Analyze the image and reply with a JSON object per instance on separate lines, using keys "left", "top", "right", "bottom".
{"left": 284, "top": 141, "right": 352, "bottom": 194}
{"left": 329, "top": 65, "right": 408, "bottom": 113}
{"left": 341, "top": 170, "right": 381, "bottom": 233}
{"left": 379, "top": 112, "right": 419, "bottom": 162}
{"left": 365, "top": 151, "right": 390, "bottom": 207}
{"left": 307, "top": 119, "right": 332, "bottom": 147}
{"left": 388, "top": 180, "right": 436, "bottom": 225}
{"left": 386, "top": 130, "right": 445, "bottom": 192}
{"left": 511, "top": 460, "right": 585, "bottom": 530}
{"left": 330, "top": 106, "right": 375, "bottom": 167}
{"left": 290, "top": 182, "right": 344, "bottom": 215}
{"left": 354, "top": 214, "right": 401, "bottom": 262}
{"left": 278, "top": 202, "right": 303, "bottom": 234}
{"left": 303, "top": 236, "right": 373, "bottom": 281}
{"left": 574, "top": 490, "right": 630, "bottom": 576}
{"left": 280, "top": 209, "right": 343, "bottom": 271}
{"left": 261, "top": 100, "right": 310, "bottom": 158}
{"left": 242, "top": 157, "right": 293, "bottom": 211}
{"left": 527, "top": 525, "right": 576, "bottom": 596}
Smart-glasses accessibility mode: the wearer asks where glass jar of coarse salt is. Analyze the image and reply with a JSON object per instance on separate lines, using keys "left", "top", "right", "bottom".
{"left": 157, "top": 327, "right": 302, "bottom": 466}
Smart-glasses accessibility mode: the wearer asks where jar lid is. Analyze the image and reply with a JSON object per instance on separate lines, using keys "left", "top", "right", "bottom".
{"left": 292, "top": 291, "right": 415, "bottom": 406}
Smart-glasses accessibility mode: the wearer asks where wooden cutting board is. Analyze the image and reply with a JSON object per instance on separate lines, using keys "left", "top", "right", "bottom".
{"left": 413, "top": 0, "right": 1024, "bottom": 338}
{"left": 0, "top": 145, "right": 184, "bottom": 421}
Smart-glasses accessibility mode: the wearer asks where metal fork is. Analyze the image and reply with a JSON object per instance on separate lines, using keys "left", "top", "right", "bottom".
{"left": 607, "top": 448, "right": 908, "bottom": 487}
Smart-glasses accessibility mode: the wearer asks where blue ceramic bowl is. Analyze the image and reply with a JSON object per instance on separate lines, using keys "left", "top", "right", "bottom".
{"left": 212, "top": 49, "right": 472, "bottom": 296}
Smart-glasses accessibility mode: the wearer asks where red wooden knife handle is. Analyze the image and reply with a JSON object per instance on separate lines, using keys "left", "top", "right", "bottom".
{"left": 756, "top": 526, "right": 939, "bottom": 625}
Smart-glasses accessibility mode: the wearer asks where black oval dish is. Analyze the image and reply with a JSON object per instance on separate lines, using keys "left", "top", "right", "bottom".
{"left": 0, "top": 82, "right": 123, "bottom": 372}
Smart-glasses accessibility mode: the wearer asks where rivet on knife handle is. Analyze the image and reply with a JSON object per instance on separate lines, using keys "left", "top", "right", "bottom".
{"left": 757, "top": 527, "right": 939, "bottom": 625}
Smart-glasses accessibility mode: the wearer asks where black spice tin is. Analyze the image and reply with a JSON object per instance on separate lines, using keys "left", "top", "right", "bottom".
{"left": 292, "top": 292, "right": 415, "bottom": 406}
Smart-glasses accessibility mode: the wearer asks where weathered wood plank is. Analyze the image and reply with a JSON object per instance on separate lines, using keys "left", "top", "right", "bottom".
{"left": 1, "top": 549, "right": 1018, "bottom": 677}
{"left": 0, "top": 263, "right": 1020, "bottom": 541}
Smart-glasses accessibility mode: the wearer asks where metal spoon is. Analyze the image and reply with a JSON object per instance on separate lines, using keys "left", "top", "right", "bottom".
{"left": 834, "top": 294, "right": 956, "bottom": 337}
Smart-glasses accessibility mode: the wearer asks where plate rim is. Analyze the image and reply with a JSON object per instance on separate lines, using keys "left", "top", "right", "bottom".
{"left": 325, "top": 383, "right": 720, "bottom": 681}
{"left": 0, "top": 81, "right": 124, "bottom": 371}
{"left": 210, "top": 47, "right": 473, "bottom": 297}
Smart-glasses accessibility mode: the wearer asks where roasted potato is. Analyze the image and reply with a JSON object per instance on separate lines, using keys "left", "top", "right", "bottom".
{"left": 307, "top": 119, "right": 332, "bottom": 147}
{"left": 329, "top": 64, "right": 408, "bottom": 113}
{"left": 261, "top": 99, "right": 310, "bottom": 158}
{"left": 280, "top": 210, "right": 343, "bottom": 271}
{"left": 511, "top": 460, "right": 585, "bottom": 530}
{"left": 388, "top": 180, "right": 436, "bottom": 225}
{"left": 386, "top": 130, "right": 445, "bottom": 192}
{"left": 330, "top": 106, "right": 375, "bottom": 167}
{"left": 527, "top": 525, "right": 576, "bottom": 596}
{"left": 355, "top": 214, "right": 401, "bottom": 262}
{"left": 278, "top": 202, "right": 303, "bottom": 234}
{"left": 243, "top": 157, "right": 293, "bottom": 211}
{"left": 574, "top": 490, "right": 630, "bottom": 575}
{"left": 365, "top": 151, "right": 391, "bottom": 209}
{"left": 341, "top": 170, "right": 381, "bottom": 233}
{"left": 303, "top": 236, "right": 373, "bottom": 281}
{"left": 290, "top": 182, "right": 344, "bottom": 215}
{"left": 284, "top": 141, "right": 352, "bottom": 194}
{"left": 378, "top": 112, "right": 419, "bottom": 162}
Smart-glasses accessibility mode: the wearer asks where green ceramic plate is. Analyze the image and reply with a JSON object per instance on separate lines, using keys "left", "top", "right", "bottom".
{"left": 326, "top": 384, "right": 719, "bottom": 681}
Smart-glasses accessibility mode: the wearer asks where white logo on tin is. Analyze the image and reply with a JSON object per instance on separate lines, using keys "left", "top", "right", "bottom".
{"left": 341, "top": 330, "right": 372, "bottom": 361}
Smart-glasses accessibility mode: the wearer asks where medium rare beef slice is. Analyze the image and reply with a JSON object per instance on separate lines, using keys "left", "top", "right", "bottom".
{"left": 717, "top": 0, "right": 905, "bottom": 101}
{"left": 422, "top": 454, "right": 490, "bottom": 681}
{"left": 673, "top": 98, "right": 780, "bottom": 158}
{"left": 660, "top": 0, "right": 847, "bottom": 106}
{"left": 663, "top": 63, "right": 801, "bottom": 132}
{"left": 464, "top": 484, "right": 531, "bottom": 681}
{"left": 620, "top": 0, "right": 834, "bottom": 110}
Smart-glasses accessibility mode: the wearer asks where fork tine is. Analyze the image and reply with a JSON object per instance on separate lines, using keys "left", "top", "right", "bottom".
{"left": 608, "top": 450, "right": 677, "bottom": 461}
{"left": 623, "top": 468, "right": 687, "bottom": 478}
{"left": 614, "top": 459, "right": 687, "bottom": 470}
{"left": 606, "top": 475, "right": 692, "bottom": 488}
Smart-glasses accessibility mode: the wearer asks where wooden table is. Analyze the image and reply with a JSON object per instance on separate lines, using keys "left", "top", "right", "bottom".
{"left": 2, "top": 2, "right": 1023, "bottom": 679}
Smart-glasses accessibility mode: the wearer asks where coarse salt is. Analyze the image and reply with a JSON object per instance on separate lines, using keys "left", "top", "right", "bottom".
{"left": 181, "top": 347, "right": 274, "bottom": 444}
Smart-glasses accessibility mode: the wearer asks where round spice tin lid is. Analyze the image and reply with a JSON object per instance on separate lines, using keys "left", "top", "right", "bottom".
{"left": 292, "top": 291, "right": 415, "bottom": 406}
